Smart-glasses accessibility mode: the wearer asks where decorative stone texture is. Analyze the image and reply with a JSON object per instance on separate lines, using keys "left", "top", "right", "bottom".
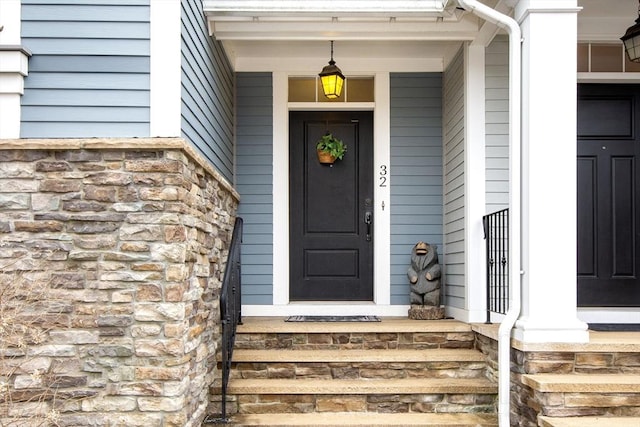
{"left": 234, "top": 331, "right": 475, "bottom": 351}
{"left": 0, "top": 140, "right": 238, "bottom": 426}
{"left": 473, "top": 329, "right": 640, "bottom": 426}
{"left": 408, "top": 305, "right": 445, "bottom": 320}
{"left": 229, "top": 356, "right": 488, "bottom": 381}
{"left": 232, "top": 392, "right": 496, "bottom": 414}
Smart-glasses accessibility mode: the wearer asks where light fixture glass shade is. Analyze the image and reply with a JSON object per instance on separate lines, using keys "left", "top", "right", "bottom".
{"left": 319, "top": 62, "right": 345, "bottom": 99}
{"left": 319, "top": 41, "right": 345, "bottom": 99}
{"left": 622, "top": 18, "right": 640, "bottom": 63}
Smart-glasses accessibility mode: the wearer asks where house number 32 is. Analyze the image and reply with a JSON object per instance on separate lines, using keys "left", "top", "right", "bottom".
{"left": 379, "top": 165, "right": 388, "bottom": 187}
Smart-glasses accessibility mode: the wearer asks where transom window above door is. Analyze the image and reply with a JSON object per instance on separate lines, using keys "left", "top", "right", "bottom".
{"left": 577, "top": 42, "right": 640, "bottom": 73}
{"left": 288, "top": 76, "right": 375, "bottom": 103}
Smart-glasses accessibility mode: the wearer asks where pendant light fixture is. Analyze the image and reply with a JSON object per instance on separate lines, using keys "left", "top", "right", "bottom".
{"left": 319, "top": 41, "right": 345, "bottom": 99}
{"left": 621, "top": 0, "right": 640, "bottom": 63}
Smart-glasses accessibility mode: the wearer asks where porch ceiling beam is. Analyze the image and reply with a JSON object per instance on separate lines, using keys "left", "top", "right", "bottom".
{"left": 208, "top": 20, "right": 479, "bottom": 41}
{"left": 203, "top": 0, "right": 454, "bottom": 18}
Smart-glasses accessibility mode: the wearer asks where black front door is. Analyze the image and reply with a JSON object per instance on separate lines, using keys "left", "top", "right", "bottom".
{"left": 577, "top": 84, "right": 640, "bottom": 306}
{"left": 289, "top": 111, "right": 374, "bottom": 301}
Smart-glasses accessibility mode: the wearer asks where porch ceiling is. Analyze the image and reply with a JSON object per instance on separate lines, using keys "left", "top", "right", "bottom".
{"left": 204, "top": 0, "right": 638, "bottom": 71}
{"left": 203, "top": 0, "right": 481, "bottom": 71}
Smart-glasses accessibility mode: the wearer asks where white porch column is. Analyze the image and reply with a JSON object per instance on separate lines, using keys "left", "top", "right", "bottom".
{"left": 464, "top": 42, "right": 488, "bottom": 323}
{"left": 0, "top": 0, "right": 30, "bottom": 139}
{"left": 514, "top": 0, "right": 588, "bottom": 343}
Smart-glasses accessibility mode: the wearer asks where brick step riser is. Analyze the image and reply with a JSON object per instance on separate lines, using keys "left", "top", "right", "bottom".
{"left": 211, "top": 392, "right": 497, "bottom": 416}
{"left": 220, "top": 361, "right": 488, "bottom": 380}
{"left": 234, "top": 332, "right": 475, "bottom": 350}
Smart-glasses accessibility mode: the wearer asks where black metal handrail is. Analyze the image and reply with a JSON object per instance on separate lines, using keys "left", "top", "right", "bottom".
{"left": 483, "top": 209, "right": 509, "bottom": 323}
{"left": 206, "top": 217, "right": 243, "bottom": 424}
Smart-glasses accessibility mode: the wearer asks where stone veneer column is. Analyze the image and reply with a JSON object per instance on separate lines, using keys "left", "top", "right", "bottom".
{"left": 0, "top": 139, "right": 239, "bottom": 426}
{"left": 514, "top": 0, "right": 588, "bottom": 343}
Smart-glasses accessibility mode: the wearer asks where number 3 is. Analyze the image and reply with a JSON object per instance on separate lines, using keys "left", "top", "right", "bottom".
{"left": 379, "top": 165, "right": 388, "bottom": 187}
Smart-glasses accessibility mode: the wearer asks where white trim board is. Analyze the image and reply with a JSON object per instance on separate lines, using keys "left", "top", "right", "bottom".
{"left": 578, "top": 308, "right": 640, "bottom": 324}
{"left": 243, "top": 304, "right": 410, "bottom": 317}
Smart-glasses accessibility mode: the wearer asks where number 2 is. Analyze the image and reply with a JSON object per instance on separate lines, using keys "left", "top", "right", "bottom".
{"left": 379, "top": 165, "right": 388, "bottom": 187}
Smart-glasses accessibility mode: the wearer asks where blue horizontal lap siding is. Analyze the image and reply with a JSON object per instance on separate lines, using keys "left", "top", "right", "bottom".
{"left": 181, "top": 0, "right": 234, "bottom": 182}
{"left": 443, "top": 49, "right": 465, "bottom": 310}
{"left": 390, "top": 73, "right": 444, "bottom": 305}
{"left": 486, "top": 36, "right": 510, "bottom": 212}
{"left": 20, "top": 0, "right": 150, "bottom": 138}
{"left": 236, "top": 73, "right": 273, "bottom": 305}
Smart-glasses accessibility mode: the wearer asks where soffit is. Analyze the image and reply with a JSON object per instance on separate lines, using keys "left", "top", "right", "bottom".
{"left": 202, "top": 0, "right": 638, "bottom": 70}
{"left": 577, "top": 0, "right": 637, "bottom": 42}
{"left": 203, "top": 0, "right": 481, "bottom": 71}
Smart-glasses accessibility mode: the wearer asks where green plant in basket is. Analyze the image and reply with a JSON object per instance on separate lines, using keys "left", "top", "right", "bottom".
{"left": 316, "top": 133, "right": 347, "bottom": 161}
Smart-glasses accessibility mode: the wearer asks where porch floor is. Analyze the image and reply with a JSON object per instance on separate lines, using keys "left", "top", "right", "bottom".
{"left": 240, "top": 317, "right": 640, "bottom": 351}
{"left": 237, "top": 316, "right": 470, "bottom": 333}
{"left": 472, "top": 322, "right": 640, "bottom": 352}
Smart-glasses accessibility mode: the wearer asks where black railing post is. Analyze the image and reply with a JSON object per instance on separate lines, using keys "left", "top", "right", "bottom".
{"left": 482, "top": 209, "right": 509, "bottom": 323}
{"left": 204, "top": 217, "right": 243, "bottom": 424}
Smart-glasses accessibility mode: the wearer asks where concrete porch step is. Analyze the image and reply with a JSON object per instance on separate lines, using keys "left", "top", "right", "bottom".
{"left": 226, "top": 412, "right": 498, "bottom": 426}
{"left": 224, "top": 348, "right": 489, "bottom": 380}
{"left": 227, "top": 377, "right": 498, "bottom": 395}
{"left": 230, "top": 348, "right": 486, "bottom": 363}
{"left": 236, "top": 317, "right": 472, "bottom": 334}
{"left": 224, "top": 377, "right": 497, "bottom": 414}
{"left": 538, "top": 416, "right": 640, "bottom": 427}
{"left": 208, "top": 318, "right": 498, "bottom": 422}
{"left": 523, "top": 374, "right": 640, "bottom": 420}
{"left": 234, "top": 317, "right": 476, "bottom": 350}
{"left": 522, "top": 373, "right": 640, "bottom": 392}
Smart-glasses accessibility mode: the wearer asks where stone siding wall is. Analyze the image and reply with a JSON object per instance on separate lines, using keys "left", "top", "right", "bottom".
{"left": 474, "top": 330, "right": 640, "bottom": 426}
{"left": 0, "top": 139, "right": 239, "bottom": 426}
{"left": 510, "top": 347, "right": 640, "bottom": 424}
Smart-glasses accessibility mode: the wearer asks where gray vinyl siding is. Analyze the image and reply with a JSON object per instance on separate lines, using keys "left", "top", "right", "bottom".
{"left": 20, "top": 0, "right": 150, "bottom": 138}
{"left": 181, "top": 0, "right": 234, "bottom": 182}
{"left": 390, "top": 73, "right": 443, "bottom": 305}
{"left": 442, "top": 48, "right": 465, "bottom": 309}
{"left": 236, "top": 73, "right": 273, "bottom": 305}
{"left": 486, "top": 36, "right": 510, "bottom": 212}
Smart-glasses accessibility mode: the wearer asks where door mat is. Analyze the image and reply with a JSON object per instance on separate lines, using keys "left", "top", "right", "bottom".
{"left": 589, "top": 323, "right": 640, "bottom": 331}
{"left": 285, "top": 315, "right": 381, "bottom": 322}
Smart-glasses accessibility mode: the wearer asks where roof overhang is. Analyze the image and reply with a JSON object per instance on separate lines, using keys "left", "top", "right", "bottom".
{"left": 203, "top": 0, "right": 473, "bottom": 42}
{"left": 202, "top": 1, "right": 637, "bottom": 73}
{"left": 203, "top": 0, "right": 480, "bottom": 71}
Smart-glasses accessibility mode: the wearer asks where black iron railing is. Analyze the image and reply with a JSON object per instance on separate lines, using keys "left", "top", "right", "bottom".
{"left": 483, "top": 209, "right": 509, "bottom": 323}
{"left": 206, "top": 217, "right": 243, "bottom": 424}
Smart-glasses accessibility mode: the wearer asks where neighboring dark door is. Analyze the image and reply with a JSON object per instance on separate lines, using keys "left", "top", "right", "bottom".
{"left": 289, "top": 111, "right": 374, "bottom": 301}
{"left": 577, "top": 84, "right": 640, "bottom": 306}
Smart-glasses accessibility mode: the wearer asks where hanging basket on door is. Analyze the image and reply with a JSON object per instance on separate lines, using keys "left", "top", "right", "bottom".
{"left": 316, "top": 133, "right": 347, "bottom": 164}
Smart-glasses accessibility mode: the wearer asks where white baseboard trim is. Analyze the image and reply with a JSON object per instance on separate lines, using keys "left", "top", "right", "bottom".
{"left": 444, "top": 305, "right": 487, "bottom": 323}
{"left": 242, "top": 304, "right": 410, "bottom": 317}
{"left": 578, "top": 308, "right": 640, "bottom": 324}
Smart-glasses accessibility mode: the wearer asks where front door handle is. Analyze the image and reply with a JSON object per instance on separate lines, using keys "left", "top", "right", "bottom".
{"left": 364, "top": 211, "right": 372, "bottom": 241}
